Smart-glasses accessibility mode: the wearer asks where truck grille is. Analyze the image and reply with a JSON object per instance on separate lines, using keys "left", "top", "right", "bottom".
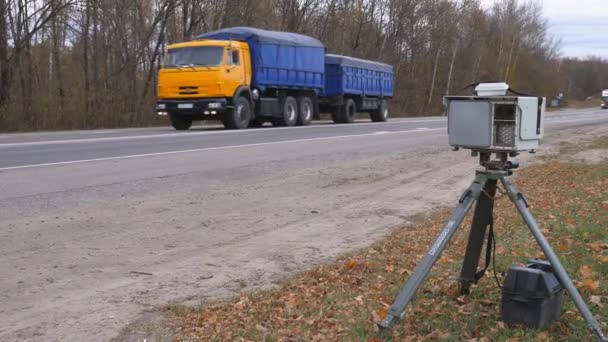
{"left": 179, "top": 86, "right": 199, "bottom": 95}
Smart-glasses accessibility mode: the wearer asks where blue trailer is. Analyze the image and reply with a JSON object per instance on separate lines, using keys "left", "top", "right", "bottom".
{"left": 195, "top": 27, "right": 326, "bottom": 127}
{"left": 322, "top": 54, "right": 394, "bottom": 123}
{"left": 159, "top": 27, "right": 394, "bottom": 129}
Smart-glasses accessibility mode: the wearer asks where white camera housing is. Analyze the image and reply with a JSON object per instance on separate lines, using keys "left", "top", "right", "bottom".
{"left": 444, "top": 83, "right": 545, "bottom": 153}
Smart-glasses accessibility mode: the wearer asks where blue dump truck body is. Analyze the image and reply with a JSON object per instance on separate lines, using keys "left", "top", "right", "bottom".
{"left": 324, "top": 54, "right": 394, "bottom": 98}
{"left": 196, "top": 27, "right": 325, "bottom": 95}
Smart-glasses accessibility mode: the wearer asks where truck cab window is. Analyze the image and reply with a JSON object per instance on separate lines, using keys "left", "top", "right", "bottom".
{"left": 228, "top": 49, "right": 240, "bottom": 66}
{"left": 164, "top": 46, "right": 223, "bottom": 67}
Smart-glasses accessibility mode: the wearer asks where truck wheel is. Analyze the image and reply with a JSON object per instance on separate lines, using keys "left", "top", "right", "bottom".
{"left": 370, "top": 99, "right": 389, "bottom": 122}
{"left": 224, "top": 97, "right": 251, "bottom": 129}
{"left": 169, "top": 113, "right": 192, "bottom": 130}
{"left": 296, "top": 96, "right": 314, "bottom": 126}
{"left": 337, "top": 98, "right": 357, "bottom": 124}
{"left": 276, "top": 96, "right": 298, "bottom": 127}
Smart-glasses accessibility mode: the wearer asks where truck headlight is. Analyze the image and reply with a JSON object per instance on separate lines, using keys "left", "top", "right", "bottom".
{"left": 157, "top": 103, "right": 166, "bottom": 110}
{"left": 208, "top": 102, "right": 223, "bottom": 109}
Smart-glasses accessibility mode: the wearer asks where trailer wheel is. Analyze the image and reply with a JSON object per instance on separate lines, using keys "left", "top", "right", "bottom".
{"left": 223, "top": 96, "right": 251, "bottom": 129}
{"left": 296, "top": 96, "right": 314, "bottom": 126}
{"left": 336, "top": 98, "right": 357, "bottom": 124}
{"left": 370, "top": 99, "right": 389, "bottom": 122}
{"left": 276, "top": 96, "right": 298, "bottom": 127}
{"left": 169, "top": 113, "right": 193, "bottom": 130}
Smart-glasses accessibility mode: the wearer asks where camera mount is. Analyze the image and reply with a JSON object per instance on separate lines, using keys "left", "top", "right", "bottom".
{"left": 377, "top": 155, "right": 607, "bottom": 341}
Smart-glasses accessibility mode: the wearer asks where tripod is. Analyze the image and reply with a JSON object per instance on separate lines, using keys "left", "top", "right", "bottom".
{"left": 377, "top": 153, "right": 607, "bottom": 341}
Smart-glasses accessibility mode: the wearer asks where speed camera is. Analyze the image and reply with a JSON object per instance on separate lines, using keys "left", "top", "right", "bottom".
{"left": 445, "top": 83, "right": 545, "bottom": 153}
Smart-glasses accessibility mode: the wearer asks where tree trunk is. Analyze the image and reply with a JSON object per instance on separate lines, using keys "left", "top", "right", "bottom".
{"left": 139, "top": 1, "right": 171, "bottom": 112}
{"left": 0, "top": 0, "right": 11, "bottom": 110}
{"left": 445, "top": 40, "right": 459, "bottom": 97}
{"left": 51, "top": 5, "right": 65, "bottom": 113}
{"left": 504, "top": 36, "right": 518, "bottom": 81}
{"left": 82, "top": 0, "right": 91, "bottom": 128}
{"left": 427, "top": 47, "right": 441, "bottom": 107}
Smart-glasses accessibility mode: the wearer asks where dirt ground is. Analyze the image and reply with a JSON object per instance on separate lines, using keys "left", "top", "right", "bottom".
{"left": 1, "top": 124, "right": 606, "bottom": 341}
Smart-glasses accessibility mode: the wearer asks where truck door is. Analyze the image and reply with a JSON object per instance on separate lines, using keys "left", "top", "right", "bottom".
{"left": 225, "top": 47, "right": 245, "bottom": 96}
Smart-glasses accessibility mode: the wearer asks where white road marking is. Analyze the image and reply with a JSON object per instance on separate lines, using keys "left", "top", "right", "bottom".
{"left": 1, "top": 112, "right": 604, "bottom": 147}
{"left": 0, "top": 119, "right": 446, "bottom": 148}
{"left": 546, "top": 117, "right": 608, "bottom": 124}
{"left": 0, "top": 114, "right": 604, "bottom": 171}
{"left": 0, "top": 128, "right": 444, "bottom": 171}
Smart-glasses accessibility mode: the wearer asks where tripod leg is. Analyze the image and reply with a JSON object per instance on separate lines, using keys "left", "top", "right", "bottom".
{"left": 378, "top": 174, "right": 487, "bottom": 334}
{"left": 459, "top": 179, "right": 497, "bottom": 294}
{"left": 501, "top": 177, "right": 607, "bottom": 342}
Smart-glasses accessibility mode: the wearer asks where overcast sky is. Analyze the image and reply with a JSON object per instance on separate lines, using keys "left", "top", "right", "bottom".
{"left": 480, "top": 0, "right": 608, "bottom": 58}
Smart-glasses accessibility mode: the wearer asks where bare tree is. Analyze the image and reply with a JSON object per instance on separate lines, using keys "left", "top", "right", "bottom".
{"left": 0, "top": 0, "right": 604, "bottom": 132}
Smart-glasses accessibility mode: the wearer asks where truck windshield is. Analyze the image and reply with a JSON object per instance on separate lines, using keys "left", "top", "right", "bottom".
{"left": 164, "top": 46, "right": 224, "bottom": 68}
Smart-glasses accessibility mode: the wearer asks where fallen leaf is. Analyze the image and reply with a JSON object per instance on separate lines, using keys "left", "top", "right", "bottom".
{"left": 344, "top": 258, "right": 357, "bottom": 269}
{"left": 439, "top": 256, "right": 454, "bottom": 264}
{"left": 255, "top": 324, "right": 268, "bottom": 332}
{"left": 590, "top": 295, "right": 604, "bottom": 307}
{"left": 589, "top": 243, "right": 608, "bottom": 252}
{"left": 536, "top": 331, "right": 550, "bottom": 341}
{"left": 372, "top": 308, "right": 388, "bottom": 323}
{"left": 578, "top": 265, "right": 597, "bottom": 278}
{"left": 578, "top": 279, "right": 601, "bottom": 293}
{"left": 557, "top": 236, "right": 574, "bottom": 251}
{"left": 399, "top": 268, "right": 412, "bottom": 275}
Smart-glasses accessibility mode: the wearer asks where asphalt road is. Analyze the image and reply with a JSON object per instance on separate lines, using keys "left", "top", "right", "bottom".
{"left": 0, "top": 108, "right": 607, "bottom": 341}
{"left": 1, "top": 108, "right": 606, "bottom": 171}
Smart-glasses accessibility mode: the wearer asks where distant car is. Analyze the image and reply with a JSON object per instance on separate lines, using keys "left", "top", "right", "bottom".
{"left": 602, "top": 90, "right": 608, "bottom": 109}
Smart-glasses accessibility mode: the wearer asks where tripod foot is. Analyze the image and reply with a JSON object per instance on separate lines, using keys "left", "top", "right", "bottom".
{"left": 594, "top": 327, "right": 608, "bottom": 342}
{"left": 458, "top": 279, "right": 472, "bottom": 295}
{"left": 376, "top": 315, "right": 396, "bottom": 339}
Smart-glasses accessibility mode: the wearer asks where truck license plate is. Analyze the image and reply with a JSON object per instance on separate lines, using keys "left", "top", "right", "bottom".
{"left": 178, "top": 103, "right": 194, "bottom": 109}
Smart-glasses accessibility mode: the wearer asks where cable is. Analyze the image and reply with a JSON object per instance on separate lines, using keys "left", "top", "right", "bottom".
{"left": 491, "top": 184, "right": 505, "bottom": 291}
{"left": 491, "top": 222, "right": 502, "bottom": 291}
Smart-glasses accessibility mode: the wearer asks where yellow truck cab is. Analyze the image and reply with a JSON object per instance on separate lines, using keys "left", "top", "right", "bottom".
{"left": 157, "top": 40, "right": 253, "bottom": 129}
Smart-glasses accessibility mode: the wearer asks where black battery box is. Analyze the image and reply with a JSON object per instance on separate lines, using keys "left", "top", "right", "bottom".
{"left": 501, "top": 259, "right": 564, "bottom": 329}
